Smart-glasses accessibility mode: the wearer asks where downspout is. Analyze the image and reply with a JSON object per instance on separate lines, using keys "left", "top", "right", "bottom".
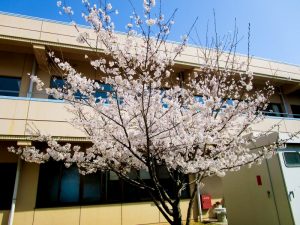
{"left": 8, "top": 157, "right": 22, "bottom": 225}
{"left": 278, "top": 87, "right": 290, "bottom": 117}
{"left": 27, "top": 59, "right": 37, "bottom": 98}
{"left": 196, "top": 183, "right": 203, "bottom": 222}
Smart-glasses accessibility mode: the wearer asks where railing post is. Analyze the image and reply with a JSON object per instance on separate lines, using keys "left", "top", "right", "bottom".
{"left": 278, "top": 87, "right": 292, "bottom": 117}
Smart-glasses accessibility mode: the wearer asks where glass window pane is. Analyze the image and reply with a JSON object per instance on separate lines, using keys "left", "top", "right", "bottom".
{"left": 36, "top": 162, "right": 61, "bottom": 207}
{"left": 0, "top": 164, "right": 17, "bottom": 210}
{"left": 106, "top": 172, "right": 122, "bottom": 202}
{"left": 82, "top": 173, "right": 101, "bottom": 203}
{"left": 0, "top": 76, "right": 21, "bottom": 97}
{"left": 60, "top": 166, "right": 80, "bottom": 203}
{"left": 140, "top": 169, "right": 150, "bottom": 179}
{"left": 127, "top": 169, "right": 138, "bottom": 179}
{"left": 95, "top": 84, "right": 113, "bottom": 103}
{"left": 139, "top": 179, "right": 152, "bottom": 201}
{"left": 284, "top": 152, "right": 300, "bottom": 167}
{"left": 101, "top": 83, "right": 113, "bottom": 92}
{"left": 265, "top": 103, "right": 283, "bottom": 117}
{"left": 291, "top": 105, "right": 300, "bottom": 118}
{"left": 50, "top": 76, "right": 86, "bottom": 100}
{"left": 50, "top": 77, "right": 64, "bottom": 89}
{"left": 74, "top": 90, "right": 86, "bottom": 100}
{"left": 122, "top": 181, "right": 140, "bottom": 202}
{"left": 157, "top": 166, "right": 170, "bottom": 179}
{"left": 94, "top": 91, "right": 108, "bottom": 99}
{"left": 194, "top": 95, "right": 204, "bottom": 104}
{"left": 109, "top": 171, "right": 119, "bottom": 181}
{"left": 49, "top": 76, "right": 64, "bottom": 99}
{"left": 226, "top": 99, "right": 234, "bottom": 106}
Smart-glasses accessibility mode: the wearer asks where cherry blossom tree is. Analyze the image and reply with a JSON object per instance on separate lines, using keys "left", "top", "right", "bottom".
{"left": 8, "top": 1, "right": 296, "bottom": 225}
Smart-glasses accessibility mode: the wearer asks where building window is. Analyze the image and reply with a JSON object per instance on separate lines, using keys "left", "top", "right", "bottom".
{"left": 50, "top": 76, "right": 65, "bottom": 89}
{"left": 36, "top": 161, "right": 190, "bottom": 208}
{"left": 194, "top": 95, "right": 204, "bottom": 104}
{"left": 49, "top": 76, "right": 113, "bottom": 102}
{"left": 291, "top": 105, "right": 300, "bottom": 118}
{"left": 0, "top": 76, "right": 21, "bottom": 97}
{"left": 263, "top": 103, "right": 284, "bottom": 117}
{"left": 48, "top": 76, "right": 65, "bottom": 99}
{"left": 0, "top": 163, "right": 17, "bottom": 210}
{"left": 36, "top": 162, "right": 107, "bottom": 207}
{"left": 283, "top": 152, "right": 300, "bottom": 167}
{"left": 94, "top": 83, "right": 114, "bottom": 103}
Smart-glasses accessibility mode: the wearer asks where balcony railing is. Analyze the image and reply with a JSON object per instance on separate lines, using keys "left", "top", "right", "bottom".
{"left": 262, "top": 111, "right": 300, "bottom": 119}
{"left": 1, "top": 90, "right": 300, "bottom": 119}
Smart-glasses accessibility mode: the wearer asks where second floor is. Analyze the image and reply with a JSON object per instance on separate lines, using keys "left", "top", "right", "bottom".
{"left": 0, "top": 13, "right": 300, "bottom": 139}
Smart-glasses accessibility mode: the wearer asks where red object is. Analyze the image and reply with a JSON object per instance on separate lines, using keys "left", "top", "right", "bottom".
{"left": 201, "top": 194, "right": 212, "bottom": 209}
{"left": 256, "top": 175, "right": 262, "bottom": 186}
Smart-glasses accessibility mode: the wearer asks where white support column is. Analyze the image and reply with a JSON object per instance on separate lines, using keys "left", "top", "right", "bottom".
{"left": 8, "top": 157, "right": 22, "bottom": 225}
{"left": 196, "top": 182, "right": 203, "bottom": 222}
{"left": 7, "top": 141, "right": 30, "bottom": 225}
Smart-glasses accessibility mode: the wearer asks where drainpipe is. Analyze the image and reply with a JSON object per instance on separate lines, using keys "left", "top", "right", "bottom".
{"left": 278, "top": 87, "right": 291, "bottom": 117}
{"left": 27, "top": 60, "right": 37, "bottom": 98}
{"left": 196, "top": 183, "right": 203, "bottom": 222}
{"left": 8, "top": 157, "right": 22, "bottom": 225}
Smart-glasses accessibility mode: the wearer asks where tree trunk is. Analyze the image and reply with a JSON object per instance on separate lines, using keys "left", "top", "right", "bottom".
{"left": 171, "top": 202, "right": 183, "bottom": 225}
{"left": 185, "top": 182, "right": 199, "bottom": 225}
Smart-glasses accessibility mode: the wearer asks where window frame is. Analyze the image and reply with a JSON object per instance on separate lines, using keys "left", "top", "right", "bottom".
{"left": 283, "top": 151, "right": 300, "bottom": 168}
{"left": 36, "top": 162, "right": 190, "bottom": 208}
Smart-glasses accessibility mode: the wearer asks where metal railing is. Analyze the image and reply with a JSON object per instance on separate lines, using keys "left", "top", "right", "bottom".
{"left": 1, "top": 90, "right": 300, "bottom": 119}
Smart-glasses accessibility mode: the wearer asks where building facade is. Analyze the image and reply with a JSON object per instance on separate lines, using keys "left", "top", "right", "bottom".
{"left": 0, "top": 12, "right": 300, "bottom": 225}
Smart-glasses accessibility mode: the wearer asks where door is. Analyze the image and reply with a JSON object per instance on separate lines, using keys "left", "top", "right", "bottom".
{"left": 279, "top": 145, "right": 300, "bottom": 225}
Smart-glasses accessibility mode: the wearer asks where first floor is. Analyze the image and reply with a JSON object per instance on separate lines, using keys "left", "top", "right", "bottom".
{"left": 0, "top": 141, "right": 224, "bottom": 225}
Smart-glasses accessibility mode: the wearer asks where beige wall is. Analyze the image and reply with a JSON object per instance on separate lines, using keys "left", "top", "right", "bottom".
{"left": 222, "top": 160, "right": 278, "bottom": 225}
{"left": 2, "top": 97, "right": 300, "bottom": 137}
{"left": 222, "top": 155, "right": 294, "bottom": 225}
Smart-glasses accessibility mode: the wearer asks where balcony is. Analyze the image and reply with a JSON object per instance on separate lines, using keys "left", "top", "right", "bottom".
{"left": 0, "top": 94, "right": 300, "bottom": 139}
{"left": 0, "top": 94, "right": 85, "bottom": 138}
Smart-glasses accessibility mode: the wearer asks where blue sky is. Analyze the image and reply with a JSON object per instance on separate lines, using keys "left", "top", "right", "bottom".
{"left": 1, "top": 0, "right": 300, "bottom": 65}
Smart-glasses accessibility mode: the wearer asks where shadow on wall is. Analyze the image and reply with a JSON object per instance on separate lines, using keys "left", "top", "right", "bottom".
{"left": 0, "top": 211, "right": 9, "bottom": 225}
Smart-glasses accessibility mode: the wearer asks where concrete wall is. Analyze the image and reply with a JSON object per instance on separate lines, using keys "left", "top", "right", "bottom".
{"left": 222, "top": 154, "right": 294, "bottom": 225}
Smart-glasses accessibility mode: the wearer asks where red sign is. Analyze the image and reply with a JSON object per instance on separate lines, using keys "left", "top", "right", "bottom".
{"left": 201, "top": 194, "right": 212, "bottom": 209}
{"left": 256, "top": 175, "right": 262, "bottom": 186}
